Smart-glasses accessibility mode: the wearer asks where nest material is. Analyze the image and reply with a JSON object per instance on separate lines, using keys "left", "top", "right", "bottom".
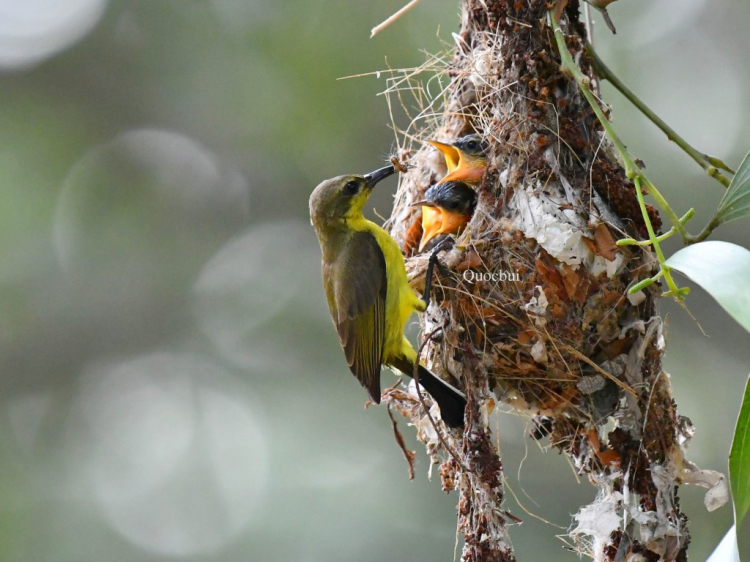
{"left": 381, "top": 2, "right": 726, "bottom": 561}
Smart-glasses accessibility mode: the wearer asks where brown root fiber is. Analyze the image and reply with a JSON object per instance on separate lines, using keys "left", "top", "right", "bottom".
{"left": 381, "top": 1, "right": 722, "bottom": 561}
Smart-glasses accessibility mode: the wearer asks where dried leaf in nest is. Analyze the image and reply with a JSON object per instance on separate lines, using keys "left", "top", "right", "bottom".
{"left": 593, "top": 223, "right": 618, "bottom": 261}
{"left": 560, "top": 263, "right": 593, "bottom": 304}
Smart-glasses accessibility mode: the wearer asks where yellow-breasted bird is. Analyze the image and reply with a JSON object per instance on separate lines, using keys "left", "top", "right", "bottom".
{"left": 427, "top": 133, "right": 488, "bottom": 187}
{"left": 416, "top": 181, "right": 478, "bottom": 253}
{"left": 309, "top": 164, "right": 467, "bottom": 428}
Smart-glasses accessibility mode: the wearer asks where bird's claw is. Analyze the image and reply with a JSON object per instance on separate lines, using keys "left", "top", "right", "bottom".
{"left": 422, "top": 237, "right": 455, "bottom": 308}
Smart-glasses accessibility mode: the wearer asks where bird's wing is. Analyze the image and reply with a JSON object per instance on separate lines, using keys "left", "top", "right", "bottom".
{"left": 327, "top": 231, "right": 387, "bottom": 402}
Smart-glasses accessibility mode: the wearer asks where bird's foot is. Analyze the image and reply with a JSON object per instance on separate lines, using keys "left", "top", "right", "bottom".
{"left": 423, "top": 237, "right": 455, "bottom": 308}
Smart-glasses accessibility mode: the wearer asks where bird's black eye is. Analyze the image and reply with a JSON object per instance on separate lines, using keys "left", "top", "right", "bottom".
{"left": 344, "top": 180, "right": 360, "bottom": 195}
{"left": 466, "top": 140, "right": 478, "bottom": 151}
{"left": 448, "top": 201, "right": 460, "bottom": 210}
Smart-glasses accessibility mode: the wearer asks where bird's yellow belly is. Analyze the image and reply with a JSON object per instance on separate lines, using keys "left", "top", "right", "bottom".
{"left": 383, "top": 280, "right": 416, "bottom": 359}
{"left": 379, "top": 231, "right": 422, "bottom": 362}
{"left": 348, "top": 217, "right": 424, "bottom": 363}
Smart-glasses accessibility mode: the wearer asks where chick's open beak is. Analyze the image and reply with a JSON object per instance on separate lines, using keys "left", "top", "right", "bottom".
{"left": 440, "top": 162, "right": 485, "bottom": 185}
{"left": 427, "top": 140, "right": 486, "bottom": 186}
{"left": 418, "top": 205, "right": 470, "bottom": 252}
{"left": 427, "top": 140, "right": 461, "bottom": 173}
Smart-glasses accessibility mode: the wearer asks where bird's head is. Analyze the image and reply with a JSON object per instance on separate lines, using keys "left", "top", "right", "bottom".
{"left": 427, "top": 133, "right": 488, "bottom": 186}
{"left": 309, "top": 164, "right": 396, "bottom": 230}
{"left": 416, "top": 181, "right": 478, "bottom": 252}
{"left": 452, "top": 134, "right": 488, "bottom": 159}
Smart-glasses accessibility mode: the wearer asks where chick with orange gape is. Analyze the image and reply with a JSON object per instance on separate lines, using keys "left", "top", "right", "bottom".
{"left": 309, "top": 163, "right": 467, "bottom": 428}
{"left": 402, "top": 134, "right": 489, "bottom": 310}
{"left": 416, "top": 133, "right": 487, "bottom": 253}
{"left": 415, "top": 181, "right": 478, "bottom": 253}
{"left": 427, "top": 134, "right": 488, "bottom": 187}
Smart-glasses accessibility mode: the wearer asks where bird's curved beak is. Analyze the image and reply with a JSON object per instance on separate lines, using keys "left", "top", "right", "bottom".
{"left": 418, "top": 205, "right": 469, "bottom": 252}
{"left": 363, "top": 164, "right": 396, "bottom": 189}
{"left": 426, "top": 140, "right": 461, "bottom": 173}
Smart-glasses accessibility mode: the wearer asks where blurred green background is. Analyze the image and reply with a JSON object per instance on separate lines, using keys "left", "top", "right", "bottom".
{"left": 1, "top": 1, "right": 749, "bottom": 560}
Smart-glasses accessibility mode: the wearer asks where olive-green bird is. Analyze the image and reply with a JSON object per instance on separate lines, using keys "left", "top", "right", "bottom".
{"left": 309, "top": 163, "right": 466, "bottom": 428}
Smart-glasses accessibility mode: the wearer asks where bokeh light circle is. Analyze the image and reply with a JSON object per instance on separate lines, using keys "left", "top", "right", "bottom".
{"left": 68, "top": 352, "right": 269, "bottom": 556}
{"left": 54, "top": 128, "right": 250, "bottom": 272}
{"left": 193, "top": 220, "right": 322, "bottom": 370}
{"left": 52, "top": 129, "right": 250, "bottom": 324}
{"left": 0, "top": 0, "right": 108, "bottom": 69}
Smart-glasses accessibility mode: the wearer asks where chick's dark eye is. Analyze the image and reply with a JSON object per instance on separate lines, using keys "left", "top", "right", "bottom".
{"left": 449, "top": 201, "right": 459, "bottom": 210}
{"left": 466, "top": 140, "right": 478, "bottom": 150}
{"left": 344, "top": 180, "right": 360, "bottom": 195}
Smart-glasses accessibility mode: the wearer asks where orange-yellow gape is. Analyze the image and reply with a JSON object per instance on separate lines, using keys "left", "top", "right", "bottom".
{"left": 417, "top": 134, "right": 487, "bottom": 252}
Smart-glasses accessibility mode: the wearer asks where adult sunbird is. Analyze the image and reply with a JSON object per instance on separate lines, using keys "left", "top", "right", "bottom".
{"left": 417, "top": 181, "right": 478, "bottom": 252}
{"left": 309, "top": 164, "right": 466, "bottom": 428}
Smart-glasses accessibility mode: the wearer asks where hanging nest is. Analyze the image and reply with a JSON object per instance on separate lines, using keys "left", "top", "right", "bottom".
{"left": 380, "top": 1, "right": 727, "bottom": 561}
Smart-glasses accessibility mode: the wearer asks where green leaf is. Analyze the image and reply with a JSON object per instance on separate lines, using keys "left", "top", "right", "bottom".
{"left": 665, "top": 241, "right": 750, "bottom": 333}
{"left": 717, "top": 150, "right": 750, "bottom": 225}
{"left": 731, "top": 377, "right": 750, "bottom": 528}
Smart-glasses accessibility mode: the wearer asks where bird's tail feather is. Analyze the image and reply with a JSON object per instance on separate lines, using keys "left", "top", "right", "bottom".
{"left": 390, "top": 357, "right": 466, "bottom": 428}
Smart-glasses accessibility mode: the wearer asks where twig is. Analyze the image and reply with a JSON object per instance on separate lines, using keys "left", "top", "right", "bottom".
{"left": 685, "top": 214, "right": 721, "bottom": 245}
{"left": 583, "top": 2, "right": 594, "bottom": 49}
{"left": 371, "top": 0, "right": 422, "bottom": 38}
{"left": 642, "top": 170, "right": 722, "bottom": 245}
{"left": 586, "top": 43, "right": 735, "bottom": 187}
{"left": 387, "top": 406, "right": 416, "bottom": 479}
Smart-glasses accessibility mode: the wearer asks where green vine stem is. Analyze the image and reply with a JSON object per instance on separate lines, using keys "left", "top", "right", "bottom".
{"left": 639, "top": 176, "right": 690, "bottom": 240}
{"left": 550, "top": 11, "right": 688, "bottom": 300}
{"left": 618, "top": 208, "right": 695, "bottom": 247}
{"left": 629, "top": 269, "right": 664, "bottom": 294}
{"left": 585, "top": 44, "right": 734, "bottom": 188}
{"left": 686, "top": 214, "right": 721, "bottom": 245}
{"left": 632, "top": 177, "right": 688, "bottom": 298}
